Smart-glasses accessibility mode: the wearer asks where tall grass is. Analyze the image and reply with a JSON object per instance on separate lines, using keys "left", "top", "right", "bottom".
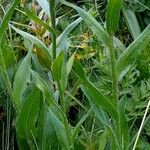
{"left": 0, "top": 0, "right": 150, "bottom": 149}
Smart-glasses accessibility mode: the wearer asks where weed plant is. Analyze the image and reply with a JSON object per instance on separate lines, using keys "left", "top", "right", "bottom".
{"left": 0, "top": 0, "right": 150, "bottom": 149}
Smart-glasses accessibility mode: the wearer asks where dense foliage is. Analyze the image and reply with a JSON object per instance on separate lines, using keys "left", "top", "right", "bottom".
{"left": 0, "top": 0, "right": 150, "bottom": 149}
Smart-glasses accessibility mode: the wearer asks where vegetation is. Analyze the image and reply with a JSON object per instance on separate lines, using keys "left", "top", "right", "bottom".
{"left": 0, "top": 0, "right": 150, "bottom": 149}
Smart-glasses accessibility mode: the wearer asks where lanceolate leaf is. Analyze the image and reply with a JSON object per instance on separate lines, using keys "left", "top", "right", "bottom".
{"left": 60, "top": 0, "right": 124, "bottom": 50}
{"left": 0, "top": 0, "right": 19, "bottom": 42}
{"left": 13, "top": 52, "right": 31, "bottom": 110}
{"left": 36, "top": 0, "right": 50, "bottom": 17}
{"left": 24, "top": 8, "right": 55, "bottom": 35}
{"left": 106, "top": 0, "right": 123, "bottom": 35}
{"left": 30, "top": 70, "right": 56, "bottom": 105}
{"left": 16, "top": 87, "right": 41, "bottom": 139}
{"left": 0, "top": 0, "right": 19, "bottom": 111}
{"left": 71, "top": 107, "right": 93, "bottom": 143}
{"left": 38, "top": 105, "right": 59, "bottom": 149}
{"left": 10, "top": 25, "right": 52, "bottom": 67}
{"left": 56, "top": 17, "right": 82, "bottom": 54}
{"left": 74, "top": 62, "right": 119, "bottom": 121}
{"left": 122, "top": 3, "right": 141, "bottom": 39}
{"left": 60, "top": 0, "right": 110, "bottom": 47}
{"left": 47, "top": 108, "right": 69, "bottom": 149}
{"left": 52, "top": 51, "right": 64, "bottom": 81}
{"left": 116, "top": 25, "right": 150, "bottom": 81}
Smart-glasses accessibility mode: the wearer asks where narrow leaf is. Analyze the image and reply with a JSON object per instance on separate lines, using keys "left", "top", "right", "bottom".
{"left": 24, "top": 8, "right": 55, "bottom": 35}
{"left": 52, "top": 51, "right": 64, "bottom": 81}
{"left": 47, "top": 108, "right": 69, "bottom": 149}
{"left": 116, "top": 25, "right": 150, "bottom": 80}
{"left": 122, "top": 3, "right": 141, "bottom": 39}
{"left": 60, "top": 0, "right": 110, "bottom": 47}
{"left": 36, "top": 0, "right": 50, "bottom": 17}
{"left": 10, "top": 25, "right": 52, "bottom": 67}
{"left": 30, "top": 70, "right": 56, "bottom": 105}
{"left": 106, "top": 0, "right": 123, "bottom": 34}
{"left": 13, "top": 52, "right": 31, "bottom": 110}
{"left": 66, "top": 54, "right": 75, "bottom": 75}
{"left": 16, "top": 87, "right": 41, "bottom": 139}
{"left": 0, "top": 0, "right": 19, "bottom": 42}
{"left": 74, "top": 62, "right": 119, "bottom": 120}
{"left": 71, "top": 107, "right": 93, "bottom": 143}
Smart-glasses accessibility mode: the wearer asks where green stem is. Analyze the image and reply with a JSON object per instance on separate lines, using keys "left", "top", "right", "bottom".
{"left": 50, "top": 0, "right": 57, "bottom": 60}
{"left": 109, "top": 36, "right": 118, "bottom": 108}
{"left": 109, "top": 35, "right": 121, "bottom": 148}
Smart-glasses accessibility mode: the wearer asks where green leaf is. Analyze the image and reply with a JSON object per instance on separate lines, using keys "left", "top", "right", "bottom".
{"left": 52, "top": 51, "right": 64, "bottom": 81}
{"left": 13, "top": 52, "right": 31, "bottom": 110}
{"left": 98, "top": 131, "right": 107, "bottom": 150}
{"left": 60, "top": 1, "right": 124, "bottom": 50}
{"left": 119, "top": 96, "right": 130, "bottom": 149}
{"left": 116, "top": 25, "right": 150, "bottom": 81}
{"left": 30, "top": 70, "right": 56, "bottom": 105}
{"left": 36, "top": 0, "right": 50, "bottom": 17}
{"left": 37, "top": 103, "right": 59, "bottom": 150}
{"left": 74, "top": 62, "right": 119, "bottom": 121}
{"left": 56, "top": 17, "right": 82, "bottom": 54}
{"left": 0, "top": 0, "right": 19, "bottom": 42}
{"left": 10, "top": 24, "right": 52, "bottom": 67}
{"left": 122, "top": 3, "right": 141, "bottom": 39}
{"left": 71, "top": 107, "right": 93, "bottom": 143}
{"left": 16, "top": 87, "right": 41, "bottom": 139}
{"left": 66, "top": 54, "right": 75, "bottom": 75}
{"left": 60, "top": 0, "right": 110, "bottom": 47}
{"left": 106, "top": 0, "right": 123, "bottom": 34}
{"left": 47, "top": 108, "right": 69, "bottom": 149}
{"left": 0, "top": 36, "right": 16, "bottom": 68}
{"left": 23, "top": 8, "right": 55, "bottom": 35}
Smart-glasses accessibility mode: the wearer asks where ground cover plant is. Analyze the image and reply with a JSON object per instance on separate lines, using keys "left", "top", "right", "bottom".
{"left": 0, "top": 0, "right": 150, "bottom": 149}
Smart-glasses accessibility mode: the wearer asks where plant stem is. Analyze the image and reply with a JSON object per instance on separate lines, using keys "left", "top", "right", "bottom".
{"left": 109, "top": 35, "right": 121, "bottom": 147}
{"left": 50, "top": 0, "right": 57, "bottom": 60}
{"left": 109, "top": 36, "right": 118, "bottom": 108}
